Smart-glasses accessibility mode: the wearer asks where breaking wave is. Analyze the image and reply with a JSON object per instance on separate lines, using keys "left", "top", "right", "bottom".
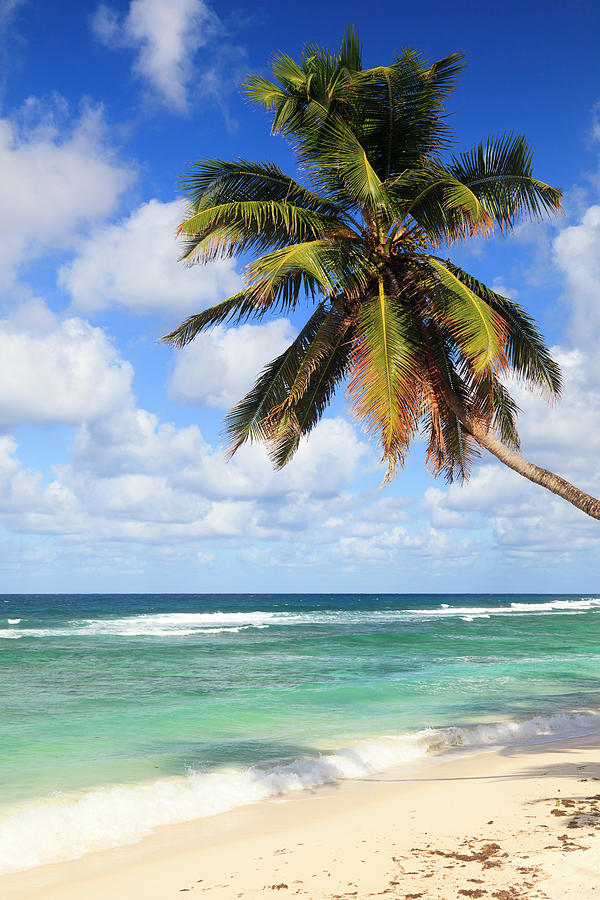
{"left": 1, "top": 707, "right": 598, "bottom": 874}
{"left": 1, "top": 598, "right": 599, "bottom": 639}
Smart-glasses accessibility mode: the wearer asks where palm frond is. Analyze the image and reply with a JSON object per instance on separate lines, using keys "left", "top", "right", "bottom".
{"left": 178, "top": 200, "right": 356, "bottom": 264}
{"left": 243, "top": 75, "right": 288, "bottom": 112}
{"left": 303, "top": 111, "right": 391, "bottom": 211}
{"left": 391, "top": 166, "right": 494, "bottom": 243}
{"left": 419, "top": 327, "right": 481, "bottom": 482}
{"left": 424, "top": 51, "right": 466, "bottom": 98}
{"left": 273, "top": 301, "right": 349, "bottom": 410}
{"left": 489, "top": 378, "right": 521, "bottom": 449}
{"left": 348, "top": 277, "right": 420, "bottom": 481}
{"left": 179, "top": 158, "right": 344, "bottom": 217}
{"left": 268, "top": 312, "right": 353, "bottom": 467}
{"left": 440, "top": 262, "right": 562, "bottom": 395}
{"left": 244, "top": 239, "right": 369, "bottom": 307}
{"left": 437, "top": 407, "right": 481, "bottom": 481}
{"left": 423, "top": 403, "right": 481, "bottom": 482}
{"left": 270, "top": 53, "right": 306, "bottom": 88}
{"left": 354, "top": 50, "right": 462, "bottom": 179}
{"left": 244, "top": 41, "right": 357, "bottom": 139}
{"left": 425, "top": 258, "right": 507, "bottom": 374}
{"left": 449, "top": 134, "right": 562, "bottom": 229}
{"left": 223, "top": 303, "right": 331, "bottom": 454}
{"left": 339, "top": 24, "right": 362, "bottom": 71}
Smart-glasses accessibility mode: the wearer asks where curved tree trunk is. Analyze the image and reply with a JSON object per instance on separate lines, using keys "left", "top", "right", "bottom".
{"left": 443, "top": 391, "right": 600, "bottom": 520}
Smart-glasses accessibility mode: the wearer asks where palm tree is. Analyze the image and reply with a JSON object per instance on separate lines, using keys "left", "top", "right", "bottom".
{"left": 164, "top": 27, "right": 600, "bottom": 520}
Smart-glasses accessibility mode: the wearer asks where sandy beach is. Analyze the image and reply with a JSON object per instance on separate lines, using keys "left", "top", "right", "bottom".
{"left": 3, "top": 731, "right": 599, "bottom": 900}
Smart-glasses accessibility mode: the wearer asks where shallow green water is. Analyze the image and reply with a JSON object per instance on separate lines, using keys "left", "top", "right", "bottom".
{"left": 1, "top": 593, "right": 599, "bottom": 872}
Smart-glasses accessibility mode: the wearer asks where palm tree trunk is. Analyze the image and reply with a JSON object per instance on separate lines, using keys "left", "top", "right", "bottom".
{"left": 445, "top": 393, "right": 600, "bottom": 520}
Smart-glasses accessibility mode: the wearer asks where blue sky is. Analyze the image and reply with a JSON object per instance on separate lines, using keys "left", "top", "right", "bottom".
{"left": 0, "top": 0, "right": 599, "bottom": 593}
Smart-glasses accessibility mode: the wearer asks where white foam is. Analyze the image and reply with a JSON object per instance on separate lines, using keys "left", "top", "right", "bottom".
{"left": 7, "top": 618, "right": 20, "bottom": 624}
{"left": 0, "top": 612, "right": 276, "bottom": 639}
{"left": 1, "top": 707, "right": 598, "bottom": 875}
{"left": 510, "top": 599, "right": 600, "bottom": 611}
{"left": 1, "top": 599, "right": 598, "bottom": 640}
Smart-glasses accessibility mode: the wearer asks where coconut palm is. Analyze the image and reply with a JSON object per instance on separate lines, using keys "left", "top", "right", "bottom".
{"left": 164, "top": 27, "right": 600, "bottom": 519}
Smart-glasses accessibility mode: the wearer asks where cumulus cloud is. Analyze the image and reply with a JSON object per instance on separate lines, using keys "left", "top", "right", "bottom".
{"left": 0, "top": 301, "right": 133, "bottom": 428}
{"left": 553, "top": 205, "right": 600, "bottom": 343}
{"left": 422, "top": 462, "right": 600, "bottom": 563}
{"left": 60, "top": 198, "right": 240, "bottom": 316}
{"left": 169, "top": 320, "right": 295, "bottom": 408}
{"left": 335, "top": 524, "right": 475, "bottom": 566}
{"left": 509, "top": 348, "right": 600, "bottom": 487}
{"left": 0, "top": 99, "right": 134, "bottom": 287}
{"left": 92, "top": 0, "right": 223, "bottom": 112}
{"left": 0, "top": 392, "right": 370, "bottom": 554}
{"left": 418, "top": 348, "right": 600, "bottom": 561}
{"left": 68, "top": 408, "right": 367, "bottom": 508}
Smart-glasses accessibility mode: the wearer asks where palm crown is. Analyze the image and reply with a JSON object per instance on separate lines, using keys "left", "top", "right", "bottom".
{"left": 164, "top": 27, "right": 563, "bottom": 487}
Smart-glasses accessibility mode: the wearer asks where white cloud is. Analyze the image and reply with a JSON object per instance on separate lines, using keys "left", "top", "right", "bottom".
{"left": 70, "top": 408, "right": 367, "bottom": 505}
{"left": 169, "top": 319, "right": 295, "bottom": 408}
{"left": 60, "top": 198, "right": 240, "bottom": 316}
{"left": 0, "top": 301, "right": 133, "bottom": 428}
{"left": 0, "top": 393, "right": 370, "bottom": 553}
{"left": 510, "top": 348, "right": 600, "bottom": 487}
{"left": 420, "top": 459, "right": 600, "bottom": 564}
{"left": 283, "top": 418, "right": 368, "bottom": 497}
{"left": 0, "top": 435, "right": 81, "bottom": 535}
{"left": 0, "top": 100, "right": 134, "bottom": 286}
{"left": 335, "top": 523, "right": 475, "bottom": 567}
{"left": 553, "top": 205, "right": 600, "bottom": 343}
{"left": 92, "top": 0, "right": 220, "bottom": 112}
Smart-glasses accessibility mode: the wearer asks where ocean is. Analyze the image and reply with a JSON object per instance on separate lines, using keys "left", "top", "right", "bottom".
{"left": 1, "top": 592, "right": 599, "bottom": 874}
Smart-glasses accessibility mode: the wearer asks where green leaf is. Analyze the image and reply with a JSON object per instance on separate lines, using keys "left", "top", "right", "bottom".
{"left": 426, "top": 258, "right": 506, "bottom": 373}
{"left": 440, "top": 262, "right": 562, "bottom": 395}
{"left": 268, "top": 309, "right": 353, "bottom": 467}
{"left": 390, "top": 166, "right": 494, "bottom": 242}
{"left": 306, "top": 113, "right": 391, "bottom": 210}
{"left": 245, "top": 239, "right": 369, "bottom": 308}
{"left": 419, "top": 326, "right": 481, "bottom": 482}
{"left": 178, "top": 200, "right": 356, "bottom": 264}
{"left": 339, "top": 24, "right": 362, "bottom": 71}
{"left": 179, "top": 158, "right": 344, "bottom": 217}
{"left": 348, "top": 276, "right": 420, "bottom": 481}
{"left": 243, "top": 76, "right": 288, "bottom": 111}
{"left": 490, "top": 379, "right": 521, "bottom": 449}
{"left": 223, "top": 304, "right": 331, "bottom": 454}
{"left": 449, "top": 134, "right": 562, "bottom": 228}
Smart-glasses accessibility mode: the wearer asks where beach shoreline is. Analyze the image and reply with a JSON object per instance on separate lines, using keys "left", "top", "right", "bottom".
{"left": 3, "top": 730, "right": 600, "bottom": 899}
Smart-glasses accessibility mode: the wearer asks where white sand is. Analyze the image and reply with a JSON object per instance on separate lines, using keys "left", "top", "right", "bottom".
{"left": 2, "top": 732, "right": 600, "bottom": 899}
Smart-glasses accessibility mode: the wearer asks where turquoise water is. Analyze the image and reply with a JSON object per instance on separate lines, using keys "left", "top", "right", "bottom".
{"left": 1, "top": 593, "right": 599, "bottom": 872}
